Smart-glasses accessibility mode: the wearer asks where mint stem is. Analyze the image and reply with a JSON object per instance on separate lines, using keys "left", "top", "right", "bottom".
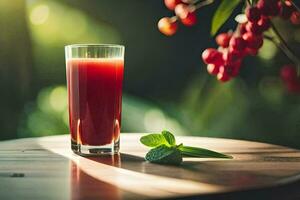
{"left": 179, "top": 145, "right": 233, "bottom": 159}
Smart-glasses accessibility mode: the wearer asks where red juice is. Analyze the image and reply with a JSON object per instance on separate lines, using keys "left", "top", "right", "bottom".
{"left": 66, "top": 58, "right": 124, "bottom": 146}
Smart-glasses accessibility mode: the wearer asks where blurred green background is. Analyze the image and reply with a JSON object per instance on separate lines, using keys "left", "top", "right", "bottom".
{"left": 1, "top": 0, "right": 300, "bottom": 148}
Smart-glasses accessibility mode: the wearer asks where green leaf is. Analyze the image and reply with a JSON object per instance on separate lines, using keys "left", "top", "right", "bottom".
{"left": 140, "top": 133, "right": 167, "bottom": 147}
{"left": 145, "top": 145, "right": 182, "bottom": 165}
{"left": 178, "top": 145, "right": 233, "bottom": 159}
{"left": 162, "top": 130, "right": 176, "bottom": 146}
{"left": 140, "top": 130, "right": 233, "bottom": 166}
{"left": 211, "top": 0, "right": 241, "bottom": 36}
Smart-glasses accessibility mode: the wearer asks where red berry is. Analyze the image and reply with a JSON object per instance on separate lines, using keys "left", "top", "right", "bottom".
{"left": 257, "top": 17, "right": 270, "bottom": 31}
{"left": 157, "top": 17, "right": 178, "bottom": 36}
{"left": 222, "top": 62, "right": 242, "bottom": 77}
{"left": 229, "top": 36, "right": 246, "bottom": 51}
{"left": 201, "top": 48, "right": 223, "bottom": 65}
{"left": 246, "top": 7, "right": 261, "bottom": 22}
{"left": 271, "top": 1, "right": 280, "bottom": 16}
{"left": 279, "top": 1, "right": 295, "bottom": 19}
{"left": 175, "top": 4, "right": 197, "bottom": 26}
{"left": 280, "top": 65, "right": 297, "bottom": 82}
{"left": 242, "top": 32, "right": 263, "bottom": 49}
{"left": 216, "top": 33, "right": 232, "bottom": 48}
{"left": 164, "top": 0, "right": 182, "bottom": 10}
{"left": 257, "top": 0, "right": 280, "bottom": 17}
{"left": 227, "top": 62, "right": 242, "bottom": 75}
{"left": 181, "top": 12, "right": 197, "bottom": 26}
{"left": 217, "top": 72, "right": 230, "bottom": 82}
{"left": 245, "top": 22, "right": 263, "bottom": 34}
{"left": 244, "top": 47, "right": 259, "bottom": 56}
{"left": 175, "top": 4, "right": 189, "bottom": 18}
{"left": 207, "top": 64, "right": 220, "bottom": 75}
{"left": 217, "top": 67, "right": 231, "bottom": 82}
{"left": 223, "top": 50, "right": 243, "bottom": 65}
{"left": 290, "top": 12, "right": 300, "bottom": 25}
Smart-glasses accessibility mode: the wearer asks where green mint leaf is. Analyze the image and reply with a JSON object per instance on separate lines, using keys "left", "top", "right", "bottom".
{"left": 145, "top": 145, "right": 182, "bottom": 165}
{"left": 140, "top": 133, "right": 167, "bottom": 147}
{"left": 211, "top": 0, "right": 241, "bottom": 35}
{"left": 162, "top": 130, "right": 176, "bottom": 146}
{"left": 140, "top": 130, "right": 233, "bottom": 166}
{"left": 179, "top": 145, "right": 233, "bottom": 159}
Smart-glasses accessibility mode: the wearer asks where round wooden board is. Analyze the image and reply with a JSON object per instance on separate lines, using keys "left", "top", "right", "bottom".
{"left": 1, "top": 134, "right": 300, "bottom": 200}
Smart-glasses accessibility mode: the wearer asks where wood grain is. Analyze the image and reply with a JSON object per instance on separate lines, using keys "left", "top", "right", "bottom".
{"left": 1, "top": 134, "right": 300, "bottom": 200}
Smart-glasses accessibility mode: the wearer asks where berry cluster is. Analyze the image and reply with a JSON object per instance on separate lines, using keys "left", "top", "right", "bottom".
{"left": 158, "top": 0, "right": 198, "bottom": 36}
{"left": 157, "top": 0, "right": 300, "bottom": 93}
{"left": 281, "top": 65, "right": 300, "bottom": 93}
{"left": 202, "top": 0, "right": 300, "bottom": 83}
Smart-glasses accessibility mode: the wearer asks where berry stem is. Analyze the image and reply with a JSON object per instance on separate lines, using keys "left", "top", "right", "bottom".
{"left": 194, "top": 0, "right": 214, "bottom": 9}
{"left": 170, "top": 16, "right": 178, "bottom": 21}
{"left": 264, "top": 34, "right": 290, "bottom": 58}
{"left": 264, "top": 35, "right": 300, "bottom": 76}
{"left": 184, "top": 0, "right": 202, "bottom": 4}
{"left": 290, "top": 1, "right": 300, "bottom": 13}
{"left": 269, "top": 21, "right": 300, "bottom": 75}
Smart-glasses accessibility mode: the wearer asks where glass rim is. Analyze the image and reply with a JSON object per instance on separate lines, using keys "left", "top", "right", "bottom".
{"left": 65, "top": 44, "right": 125, "bottom": 49}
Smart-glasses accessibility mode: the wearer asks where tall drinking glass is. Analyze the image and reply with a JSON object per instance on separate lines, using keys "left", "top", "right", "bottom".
{"left": 65, "top": 44, "right": 124, "bottom": 155}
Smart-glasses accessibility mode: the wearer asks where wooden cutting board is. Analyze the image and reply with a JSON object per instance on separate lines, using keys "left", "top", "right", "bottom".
{"left": 0, "top": 134, "right": 300, "bottom": 200}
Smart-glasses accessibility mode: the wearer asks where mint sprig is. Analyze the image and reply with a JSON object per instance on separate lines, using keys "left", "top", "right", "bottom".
{"left": 140, "top": 130, "right": 233, "bottom": 165}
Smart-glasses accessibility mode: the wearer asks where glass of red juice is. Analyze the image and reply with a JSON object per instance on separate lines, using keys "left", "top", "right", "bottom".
{"left": 65, "top": 44, "right": 124, "bottom": 156}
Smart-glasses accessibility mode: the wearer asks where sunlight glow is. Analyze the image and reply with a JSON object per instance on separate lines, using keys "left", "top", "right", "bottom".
{"left": 143, "top": 109, "right": 186, "bottom": 134}
{"left": 49, "top": 86, "right": 67, "bottom": 112}
{"left": 61, "top": 11, "right": 87, "bottom": 40}
{"left": 30, "top": 4, "right": 49, "bottom": 25}
{"left": 37, "top": 135, "right": 223, "bottom": 198}
{"left": 144, "top": 109, "right": 166, "bottom": 132}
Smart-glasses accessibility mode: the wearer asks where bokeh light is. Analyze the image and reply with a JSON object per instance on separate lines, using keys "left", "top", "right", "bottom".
{"left": 30, "top": 4, "right": 49, "bottom": 25}
{"left": 258, "top": 39, "right": 278, "bottom": 61}
{"left": 49, "top": 86, "right": 67, "bottom": 112}
{"left": 27, "top": 1, "right": 121, "bottom": 45}
{"left": 144, "top": 109, "right": 166, "bottom": 132}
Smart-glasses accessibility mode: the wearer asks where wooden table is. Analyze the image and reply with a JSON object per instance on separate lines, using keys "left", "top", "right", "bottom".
{"left": 1, "top": 134, "right": 300, "bottom": 200}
